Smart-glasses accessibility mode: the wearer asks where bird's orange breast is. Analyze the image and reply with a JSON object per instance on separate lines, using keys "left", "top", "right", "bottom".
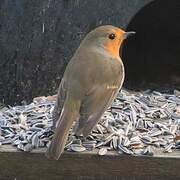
{"left": 104, "top": 41, "right": 120, "bottom": 59}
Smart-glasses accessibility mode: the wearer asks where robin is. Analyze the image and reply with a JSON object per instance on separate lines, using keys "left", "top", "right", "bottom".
{"left": 46, "top": 25, "right": 135, "bottom": 160}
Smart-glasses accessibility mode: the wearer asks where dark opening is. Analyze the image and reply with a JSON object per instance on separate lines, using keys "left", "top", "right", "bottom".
{"left": 122, "top": 0, "right": 180, "bottom": 91}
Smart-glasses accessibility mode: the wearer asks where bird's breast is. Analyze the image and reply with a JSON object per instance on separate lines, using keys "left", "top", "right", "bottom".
{"left": 66, "top": 47, "right": 124, "bottom": 94}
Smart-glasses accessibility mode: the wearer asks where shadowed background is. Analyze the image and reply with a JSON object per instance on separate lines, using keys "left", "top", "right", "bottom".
{"left": 0, "top": 0, "right": 179, "bottom": 105}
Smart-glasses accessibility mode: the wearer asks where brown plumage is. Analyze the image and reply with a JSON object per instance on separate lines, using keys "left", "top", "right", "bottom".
{"left": 46, "top": 25, "right": 135, "bottom": 160}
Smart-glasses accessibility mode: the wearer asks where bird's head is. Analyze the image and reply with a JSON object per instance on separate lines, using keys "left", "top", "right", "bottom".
{"left": 82, "top": 25, "right": 135, "bottom": 59}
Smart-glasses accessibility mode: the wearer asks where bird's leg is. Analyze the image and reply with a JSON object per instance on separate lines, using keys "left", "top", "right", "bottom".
{"left": 82, "top": 119, "right": 100, "bottom": 138}
{"left": 74, "top": 114, "right": 88, "bottom": 137}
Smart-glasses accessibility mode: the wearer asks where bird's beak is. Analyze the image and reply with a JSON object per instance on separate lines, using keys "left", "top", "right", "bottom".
{"left": 123, "top": 31, "right": 136, "bottom": 39}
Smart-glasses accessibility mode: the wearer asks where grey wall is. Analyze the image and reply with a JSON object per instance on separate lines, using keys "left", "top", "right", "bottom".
{"left": 0, "top": 0, "right": 153, "bottom": 105}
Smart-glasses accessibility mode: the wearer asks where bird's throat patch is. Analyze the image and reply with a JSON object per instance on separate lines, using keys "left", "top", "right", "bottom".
{"left": 104, "top": 41, "right": 120, "bottom": 59}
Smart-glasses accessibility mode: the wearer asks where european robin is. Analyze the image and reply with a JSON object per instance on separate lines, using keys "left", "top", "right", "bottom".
{"left": 46, "top": 25, "right": 135, "bottom": 160}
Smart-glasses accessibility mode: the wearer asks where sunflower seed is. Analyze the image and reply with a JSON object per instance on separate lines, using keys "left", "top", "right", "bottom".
{"left": 70, "top": 144, "right": 86, "bottom": 152}
{"left": 0, "top": 89, "right": 179, "bottom": 156}
{"left": 164, "top": 143, "right": 175, "bottom": 153}
{"left": 98, "top": 147, "right": 108, "bottom": 156}
{"left": 118, "top": 144, "right": 133, "bottom": 155}
{"left": 142, "top": 146, "right": 153, "bottom": 156}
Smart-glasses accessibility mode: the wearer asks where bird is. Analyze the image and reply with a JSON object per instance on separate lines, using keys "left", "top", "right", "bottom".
{"left": 46, "top": 25, "right": 135, "bottom": 160}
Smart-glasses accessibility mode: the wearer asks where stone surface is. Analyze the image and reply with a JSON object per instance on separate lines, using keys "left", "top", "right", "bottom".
{"left": 0, "top": 0, "right": 152, "bottom": 105}
{"left": 122, "top": 0, "right": 180, "bottom": 90}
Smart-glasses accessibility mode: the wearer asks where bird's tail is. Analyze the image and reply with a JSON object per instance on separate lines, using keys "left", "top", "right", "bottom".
{"left": 46, "top": 98, "right": 80, "bottom": 160}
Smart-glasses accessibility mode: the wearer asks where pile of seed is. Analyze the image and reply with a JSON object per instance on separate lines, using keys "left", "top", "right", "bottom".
{"left": 0, "top": 89, "right": 179, "bottom": 156}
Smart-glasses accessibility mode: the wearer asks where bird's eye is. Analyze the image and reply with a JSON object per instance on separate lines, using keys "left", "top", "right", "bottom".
{"left": 108, "top": 33, "right": 116, "bottom": 40}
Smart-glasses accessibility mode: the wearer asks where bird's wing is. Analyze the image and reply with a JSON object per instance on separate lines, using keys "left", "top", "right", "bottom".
{"left": 52, "top": 78, "right": 67, "bottom": 130}
{"left": 75, "top": 84, "right": 121, "bottom": 137}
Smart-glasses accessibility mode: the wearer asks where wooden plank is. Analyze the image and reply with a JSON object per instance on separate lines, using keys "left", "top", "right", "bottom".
{"left": 0, "top": 145, "right": 179, "bottom": 180}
